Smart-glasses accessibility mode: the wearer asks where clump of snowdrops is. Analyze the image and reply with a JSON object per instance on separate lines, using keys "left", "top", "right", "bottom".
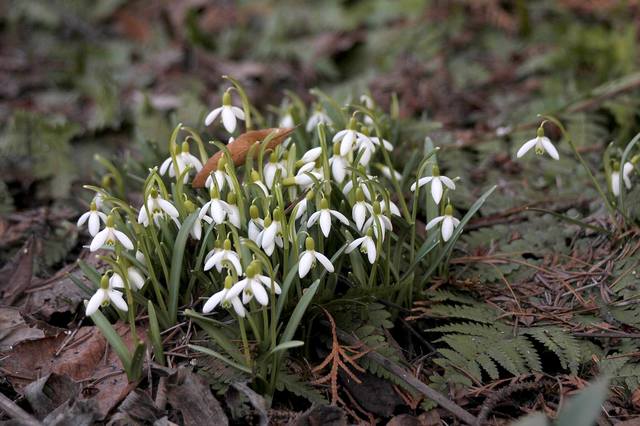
{"left": 75, "top": 77, "right": 494, "bottom": 397}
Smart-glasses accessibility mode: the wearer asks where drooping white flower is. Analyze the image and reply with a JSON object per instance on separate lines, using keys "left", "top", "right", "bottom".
{"left": 85, "top": 273, "right": 128, "bottom": 316}
{"left": 329, "top": 143, "right": 350, "bottom": 184}
{"left": 186, "top": 202, "right": 212, "bottom": 241}
{"left": 249, "top": 169, "right": 270, "bottom": 196}
{"left": 110, "top": 266, "right": 145, "bottom": 291}
{"left": 223, "top": 192, "right": 241, "bottom": 228}
{"left": 342, "top": 178, "right": 372, "bottom": 200}
{"left": 333, "top": 117, "right": 371, "bottom": 157}
{"left": 204, "top": 90, "right": 245, "bottom": 133}
{"left": 289, "top": 161, "right": 323, "bottom": 189}
{"left": 159, "top": 142, "right": 203, "bottom": 183}
{"left": 611, "top": 161, "right": 634, "bottom": 196}
{"left": 363, "top": 202, "right": 393, "bottom": 239}
{"left": 351, "top": 189, "right": 370, "bottom": 231}
{"left": 256, "top": 210, "right": 284, "bottom": 256}
{"left": 204, "top": 239, "right": 243, "bottom": 275}
{"left": 426, "top": 204, "right": 460, "bottom": 242}
{"left": 360, "top": 95, "right": 375, "bottom": 126}
{"left": 298, "top": 237, "right": 334, "bottom": 278}
{"left": 307, "top": 198, "right": 350, "bottom": 238}
{"left": 226, "top": 262, "right": 281, "bottom": 306}
{"left": 137, "top": 189, "right": 180, "bottom": 228}
{"left": 345, "top": 230, "right": 377, "bottom": 264}
{"left": 375, "top": 164, "right": 402, "bottom": 181}
{"left": 203, "top": 276, "right": 246, "bottom": 317}
{"left": 90, "top": 216, "right": 134, "bottom": 252}
{"left": 201, "top": 186, "right": 230, "bottom": 225}
{"left": 205, "top": 154, "right": 234, "bottom": 192}
{"left": 77, "top": 201, "right": 107, "bottom": 237}
{"left": 279, "top": 112, "right": 294, "bottom": 128}
{"left": 377, "top": 199, "right": 401, "bottom": 217}
{"left": 306, "top": 108, "right": 333, "bottom": 132}
{"left": 298, "top": 147, "right": 323, "bottom": 167}
{"left": 516, "top": 127, "right": 559, "bottom": 160}
{"left": 264, "top": 152, "right": 288, "bottom": 188}
{"left": 410, "top": 165, "right": 456, "bottom": 205}
{"left": 248, "top": 205, "right": 264, "bottom": 243}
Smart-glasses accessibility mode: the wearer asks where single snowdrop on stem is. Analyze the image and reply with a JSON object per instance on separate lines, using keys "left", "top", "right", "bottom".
{"left": 85, "top": 273, "right": 128, "bottom": 316}
{"left": 226, "top": 262, "right": 281, "bottom": 307}
{"left": 77, "top": 200, "right": 107, "bottom": 236}
{"left": 159, "top": 141, "right": 203, "bottom": 182}
{"left": 248, "top": 205, "right": 264, "bottom": 243}
{"left": 329, "top": 142, "right": 350, "bottom": 183}
{"left": 345, "top": 228, "right": 377, "bottom": 264}
{"left": 137, "top": 188, "right": 180, "bottom": 228}
{"left": 363, "top": 201, "right": 393, "bottom": 239}
{"left": 307, "top": 198, "right": 350, "bottom": 237}
{"left": 201, "top": 185, "right": 230, "bottom": 225}
{"left": 352, "top": 188, "right": 370, "bottom": 231}
{"left": 298, "top": 237, "right": 334, "bottom": 278}
{"left": 90, "top": 215, "right": 134, "bottom": 252}
{"left": 204, "top": 238, "right": 243, "bottom": 275}
{"left": 202, "top": 275, "right": 246, "bottom": 317}
{"left": 205, "top": 155, "right": 234, "bottom": 192}
{"left": 333, "top": 116, "right": 371, "bottom": 157}
{"left": 264, "top": 151, "right": 288, "bottom": 188}
{"left": 204, "top": 89, "right": 245, "bottom": 133}
{"left": 611, "top": 161, "right": 634, "bottom": 196}
{"left": 306, "top": 107, "right": 333, "bottom": 132}
{"left": 257, "top": 210, "right": 284, "bottom": 256}
{"left": 410, "top": 165, "right": 456, "bottom": 205}
{"left": 516, "top": 125, "right": 559, "bottom": 160}
{"left": 426, "top": 204, "right": 460, "bottom": 242}
{"left": 110, "top": 266, "right": 145, "bottom": 291}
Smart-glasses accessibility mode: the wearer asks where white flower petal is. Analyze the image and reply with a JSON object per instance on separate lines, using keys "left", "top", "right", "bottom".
{"left": 441, "top": 217, "right": 454, "bottom": 242}
{"left": 425, "top": 216, "right": 445, "bottom": 231}
{"left": 77, "top": 212, "right": 90, "bottom": 227}
{"left": 88, "top": 212, "right": 100, "bottom": 236}
{"left": 114, "top": 230, "right": 134, "bottom": 250}
{"left": 540, "top": 137, "right": 559, "bottom": 160}
{"left": 158, "top": 199, "right": 179, "bottom": 218}
{"left": 108, "top": 290, "right": 129, "bottom": 312}
{"left": 346, "top": 237, "right": 366, "bottom": 253}
{"left": 86, "top": 289, "right": 107, "bottom": 316}
{"left": 431, "top": 178, "right": 443, "bottom": 204}
{"left": 90, "top": 229, "right": 109, "bottom": 252}
{"left": 252, "top": 281, "right": 269, "bottom": 306}
{"left": 222, "top": 106, "right": 237, "bottom": 133}
{"left": 299, "top": 251, "right": 315, "bottom": 278}
{"left": 365, "top": 238, "right": 377, "bottom": 264}
{"left": 516, "top": 138, "right": 538, "bottom": 158}
{"left": 319, "top": 211, "right": 331, "bottom": 237}
{"left": 203, "top": 290, "right": 226, "bottom": 313}
{"left": 314, "top": 252, "right": 334, "bottom": 273}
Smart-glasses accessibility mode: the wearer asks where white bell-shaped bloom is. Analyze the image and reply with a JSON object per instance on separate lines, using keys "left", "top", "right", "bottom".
{"left": 137, "top": 189, "right": 180, "bottom": 228}
{"left": 201, "top": 185, "right": 230, "bottom": 225}
{"left": 90, "top": 216, "right": 134, "bottom": 252}
{"left": 298, "top": 237, "right": 334, "bottom": 278}
{"left": 279, "top": 112, "right": 294, "bottom": 128}
{"left": 351, "top": 189, "right": 370, "bottom": 231}
{"left": 333, "top": 117, "right": 371, "bottom": 156}
{"left": 306, "top": 108, "right": 333, "bottom": 132}
{"left": 203, "top": 276, "right": 246, "bottom": 317}
{"left": 204, "top": 90, "right": 245, "bottom": 133}
{"left": 85, "top": 274, "right": 128, "bottom": 316}
{"left": 77, "top": 201, "right": 107, "bottom": 237}
{"left": 110, "top": 266, "right": 145, "bottom": 291}
{"left": 611, "top": 162, "right": 634, "bottom": 196}
{"left": 159, "top": 142, "right": 203, "bottom": 183}
{"left": 205, "top": 154, "right": 234, "bottom": 192}
{"left": 410, "top": 166, "right": 456, "bottom": 205}
{"left": 362, "top": 203, "right": 393, "bottom": 239}
{"left": 256, "top": 211, "right": 284, "bottom": 256}
{"left": 329, "top": 142, "right": 350, "bottom": 183}
{"left": 516, "top": 127, "right": 559, "bottom": 160}
{"left": 264, "top": 152, "right": 288, "bottom": 188}
{"left": 426, "top": 204, "right": 460, "bottom": 242}
{"left": 204, "top": 239, "right": 243, "bottom": 275}
{"left": 226, "top": 263, "right": 281, "bottom": 307}
{"left": 345, "top": 231, "right": 377, "bottom": 264}
{"left": 187, "top": 205, "right": 212, "bottom": 241}
{"left": 307, "top": 198, "right": 350, "bottom": 238}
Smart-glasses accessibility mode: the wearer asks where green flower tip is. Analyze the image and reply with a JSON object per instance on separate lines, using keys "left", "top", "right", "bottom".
{"left": 90, "top": 200, "right": 98, "bottom": 211}
{"left": 209, "top": 184, "right": 220, "bottom": 199}
{"left": 106, "top": 215, "right": 115, "bottom": 227}
{"left": 100, "top": 273, "right": 111, "bottom": 289}
{"left": 319, "top": 197, "right": 329, "bottom": 210}
{"left": 184, "top": 199, "right": 196, "bottom": 213}
{"left": 348, "top": 116, "right": 357, "bottom": 130}
{"left": 333, "top": 142, "right": 341, "bottom": 155}
{"left": 150, "top": 188, "right": 158, "bottom": 199}
{"left": 224, "top": 275, "right": 234, "bottom": 289}
{"left": 305, "top": 236, "right": 315, "bottom": 251}
{"left": 227, "top": 192, "right": 237, "bottom": 205}
{"left": 223, "top": 238, "right": 232, "bottom": 250}
{"left": 250, "top": 204, "right": 259, "bottom": 219}
{"left": 217, "top": 156, "right": 227, "bottom": 169}
{"left": 269, "top": 151, "right": 277, "bottom": 163}
{"left": 306, "top": 190, "right": 315, "bottom": 201}
{"left": 372, "top": 202, "right": 381, "bottom": 215}
{"left": 181, "top": 141, "right": 190, "bottom": 153}
{"left": 536, "top": 125, "right": 545, "bottom": 138}
{"left": 246, "top": 261, "right": 261, "bottom": 277}
{"left": 101, "top": 174, "right": 113, "bottom": 188}
{"left": 445, "top": 204, "right": 453, "bottom": 216}
{"left": 250, "top": 169, "right": 260, "bottom": 182}
{"left": 273, "top": 208, "right": 283, "bottom": 221}
{"left": 432, "top": 165, "right": 440, "bottom": 176}
{"left": 355, "top": 188, "right": 365, "bottom": 202}
{"left": 222, "top": 90, "right": 232, "bottom": 106}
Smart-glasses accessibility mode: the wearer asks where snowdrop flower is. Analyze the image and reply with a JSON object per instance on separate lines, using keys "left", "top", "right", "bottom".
{"left": 137, "top": 189, "right": 180, "bottom": 228}
{"left": 257, "top": 210, "right": 284, "bottom": 255}
{"left": 306, "top": 107, "right": 333, "bottom": 132}
{"left": 226, "top": 262, "right": 281, "bottom": 306}
{"left": 90, "top": 216, "right": 134, "bottom": 252}
{"left": 410, "top": 165, "right": 456, "bottom": 205}
{"left": 85, "top": 273, "right": 128, "bottom": 316}
{"left": 298, "top": 237, "right": 334, "bottom": 278}
{"left": 204, "top": 239, "right": 243, "bottom": 275}
{"left": 184, "top": 200, "right": 212, "bottom": 240}
{"left": 203, "top": 276, "right": 246, "bottom": 317}
{"left": 298, "top": 147, "right": 323, "bottom": 166}
{"left": 201, "top": 186, "right": 230, "bottom": 225}
{"left": 280, "top": 111, "right": 294, "bottom": 128}
{"left": 352, "top": 189, "right": 370, "bottom": 231}
{"left": 377, "top": 199, "right": 401, "bottom": 217}
{"left": 287, "top": 161, "right": 323, "bottom": 189}
{"left": 110, "top": 266, "right": 145, "bottom": 291}
{"left": 343, "top": 177, "right": 372, "bottom": 200}
{"left": 426, "top": 204, "right": 460, "bottom": 242}
{"left": 224, "top": 192, "right": 241, "bottom": 228}
{"left": 345, "top": 229, "right": 377, "bottom": 264}
{"left": 264, "top": 152, "right": 288, "bottom": 188}
{"left": 333, "top": 117, "right": 371, "bottom": 156}
{"left": 516, "top": 127, "right": 559, "bottom": 160}
{"left": 375, "top": 164, "right": 402, "bottom": 181}
{"left": 135, "top": 250, "right": 145, "bottom": 264}
{"left": 77, "top": 201, "right": 107, "bottom": 237}
{"left": 248, "top": 205, "right": 264, "bottom": 243}
{"left": 363, "top": 202, "right": 393, "bottom": 239}
{"left": 329, "top": 143, "right": 350, "bottom": 183}
{"left": 159, "top": 142, "right": 203, "bottom": 182}
{"left": 293, "top": 190, "right": 315, "bottom": 222}
{"left": 249, "top": 169, "right": 269, "bottom": 196}
{"left": 360, "top": 95, "right": 375, "bottom": 126}
{"left": 204, "top": 90, "right": 245, "bottom": 133}
{"left": 307, "top": 198, "right": 350, "bottom": 237}
{"left": 611, "top": 161, "right": 634, "bottom": 196}
{"left": 205, "top": 156, "right": 234, "bottom": 192}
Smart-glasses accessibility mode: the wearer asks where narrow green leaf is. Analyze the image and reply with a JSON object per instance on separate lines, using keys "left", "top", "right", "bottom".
{"left": 280, "top": 280, "right": 319, "bottom": 345}
{"left": 269, "top": 340, "right": 304, "bottom": 355}
{"left": 88, "top": 307, "right": 132, "bottom": 372}
{"left": 189, "top": 344, "right": 252, "bottom": 374}
{"left": 148, "top": 301, "right": 165, "bottom": 366}
{"left": 169, "top": 212, "right": 198, "bottom": 322}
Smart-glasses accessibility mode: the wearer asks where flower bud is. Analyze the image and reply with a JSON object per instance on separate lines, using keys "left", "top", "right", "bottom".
{"left": 305, "top": 237, "right": 315, "bottom": 251}
{"left": 250, "top": 204, "right": 260, "bottom": 219}
{"left": 319, "top": 197, "right": 329, "bottom": 210}
{"left": 222, "top": 90, "right": 232, "bottom": 106}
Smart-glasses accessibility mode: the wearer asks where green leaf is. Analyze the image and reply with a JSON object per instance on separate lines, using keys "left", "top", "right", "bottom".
{"left": 189, "top": 344, "right": 253, "bottom": 374}
{"left": 88, "top": 307, "right": 132, "bottom": 373}
{"left": 169, "top": 212, "right": 198, "bottom": 322}
{"left": 269, "top": 340, "right": 304, "bottom": 355}
{"left": 148, "top": 301, "right": 165, "bottom": 366}
{"left": 280, "top": 280, "right": 319, "bottom": 345}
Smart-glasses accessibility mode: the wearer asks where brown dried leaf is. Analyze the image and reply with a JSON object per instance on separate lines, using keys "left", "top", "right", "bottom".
{"left": 166, "top": 368, "right": 228, "bottom": 426}
{"left": 0, "top": 307, "right": 45, "bottom": 351}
